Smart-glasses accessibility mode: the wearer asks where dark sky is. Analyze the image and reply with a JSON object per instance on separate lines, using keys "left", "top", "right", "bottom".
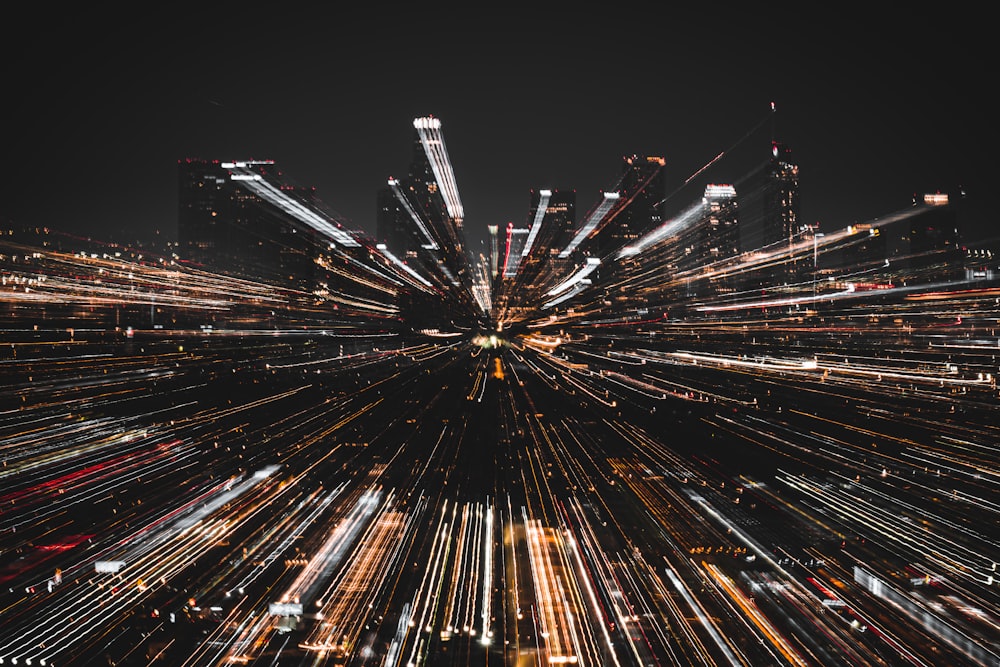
{"left": 2, "top": 8, "right": 995, "bottom": 254}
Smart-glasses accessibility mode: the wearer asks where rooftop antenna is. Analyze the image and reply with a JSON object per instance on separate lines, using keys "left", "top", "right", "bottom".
{"left": 770, "top": 101, "right": 777, "bottom": 144}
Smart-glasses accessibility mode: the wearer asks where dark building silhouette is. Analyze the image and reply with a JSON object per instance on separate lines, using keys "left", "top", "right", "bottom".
{"left": 519, "top": 189, "right": 576, "bottom": 282}
{"left": 376, "top": 184, "right": 418, "bottom": 261}
{"left": 810, "top": 193, "right": 965, "bottom": 296}
{"left": 379, "top": 121, "right": 471, "bottom": 281}
{"left": 378, "top": 117, "right": 481, "bottom": 329}
{"left": 599, "top": 155, "right": 666, "bottom": 257}
{"left": 177, "top": 159, "right": 360, "bottom": 291}
{"left": 736, "top": 141, "right": 800, "bottom": 254}
{"left": 887, "top": 193, "right": 964, "bottom": 283}
{"left": 497, "top": 191, "right": 576, "bottom": 301}
{"left": 735, "top": 141, "right": 802, "bottom": 288}
{"left": 174, "top": 158, "right": 420, "bottom": 331}
{"left": 527, "top": 189, "right": 577, "bottom": 258}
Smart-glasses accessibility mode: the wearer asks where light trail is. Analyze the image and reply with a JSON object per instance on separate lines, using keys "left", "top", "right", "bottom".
{"left": 3, "top": 113, "right": 998, "bottom": 667}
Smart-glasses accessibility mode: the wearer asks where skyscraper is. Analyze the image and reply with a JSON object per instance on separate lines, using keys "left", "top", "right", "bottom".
{"left": 381, "top": 118, "right": 473, "bottom": 292}
{"left": 735, "top": 141, "right": 800, "bottom": 255}
{"left": 502, "top": 223, "right": 529, "bottom": 278}
{"left": 560, "top": 192, "right": 621, "bottom": 260}
{"left": 408, "top": 117, "right": 468, "bottom": 272}
{"left": 487, "top": 224, "right": 499, "bottom": 279}
{"left": 735, "top": 141, "right": 801, "bottom": 287}
{"left": 519, "top": 189, "right": 576, "bottom": 280}
{"left": 376, "top": 183, "right": 418, "bottom": 260}
{"left": 177, "top": 158, "right": 354, "bottom": 290}
{"left": 381, "top": 117, "right": 481, "bottom": 327}
{"left": 526, "top": 190, "right": 576, "bottom": 258}
{"left": 599, "top": 155, "right": 666, "bottom": 256}
{"left": 700, "top": 184, "right": 739, "bottom": 258}
{"left": 698, "top": 183, "right": 740, "bottom": 296}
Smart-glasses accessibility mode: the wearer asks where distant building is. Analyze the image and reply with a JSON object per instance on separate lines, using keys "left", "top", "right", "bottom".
{"left": 815, "top": 192, "right": 965, "bottom": 292}
{"left": 487, "top": 224, "right": 499, "bottom": 279}
{"left": 519, "top": 189, "right": 576, "bottom": 280}
{"left": 700, "top": 184, "right": 740, "bottom": 262}
{"left": 886, "top": 193, "right": 964, "bottom": 283}
{"left": 599, "top": 155, "right": 665, "bottom": 257}
{"left": 735, "top": 141, "right": 801, "bottom": 288}
{"left": 695, "top": 184, "right": 741, "bottom": 296}
{"left": 378, "top": 117, "right": 479, "bottom": 326}
{"left": 177, "top": 158, "right": 359, "bottom": 290}
{"left": 502, "top": 223, "right": 529, "bottom": 278}
{"left": 560, "top": 192, "right": 621, "bottom": 260}
{"left": 376, "top": 118, "right": 459, "bottom": 262}
{"left": 471, "top": 253, "right": 492, "bottom": 315}
{"left": 376, "top": 184, "right": 417, "bottom": 261}
{"left": 823, "top": 223, "right": 887, "bottom": 279}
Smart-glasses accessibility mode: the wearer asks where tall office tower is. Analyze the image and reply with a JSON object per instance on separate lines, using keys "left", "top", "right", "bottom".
{"left": 405, "top": 122, "right": 452, "bottom": 239}
{"left": 735, "top": 141, "right": 801, "bottom": 287}
{"left": 524, "top": 189, "right": 576, "bottom": 260}
{"left": 178, "top": 158, "right": 327, "bottom": 289}
{"left": 699, "top": 184, "right": 740, "bottom": 295}
{"left": 502, "top": 223, "right": 529, "bottom": 278}
{"left": 518, "top": 189, "right": 576, "bottom": 289}
{"left": 176, "top": 157, "right": 374, "bottom": 326}
{"left": 599, "top": 155, "right": 665, "bottom": 257}
{"left": 376, "top": 184, "right": 420, "bottom": 260}
{"left": 471, "top": 253, "right": 492, "bottom": 315}
{"left": 410, "top": 117, "right": 467, "bottom": 265}
{"left": 386, "top": 116, "right": 481, "bottom": 328}
{"left": 487, "top": 224, "right": 499, "bottom": 278}
{"left": 736, "top": 141, "right": 800, "bottom": 253}
{"left": 387, "top": 118, "right": 475, "bottom": 301}
{"left": 698, "top": 184, "right": 740, "bottom": 261}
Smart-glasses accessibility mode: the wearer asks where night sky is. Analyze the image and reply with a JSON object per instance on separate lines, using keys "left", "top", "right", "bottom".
{"left": 2, "top": 8, "right": 995, "bottom": 253}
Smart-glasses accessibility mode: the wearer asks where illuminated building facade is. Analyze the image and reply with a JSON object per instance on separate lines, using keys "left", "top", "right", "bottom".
{"left": 700, "top": 184, "right": 740, "bottom": 262}
{"left": 488, "top": 224, "right": 499, "bottom": 278}
{"left": 407, "top": 117, "right": 469, "bottom": 287}
{"left": 502, "top": 224, "right": 529, "bottom": 278}
{"left": 695, "top": 184, "right": 740, "bottom": 296}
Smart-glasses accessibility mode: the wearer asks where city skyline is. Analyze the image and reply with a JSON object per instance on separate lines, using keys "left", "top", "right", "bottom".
{"left": 1, "top": 151, "right": 997, "bottom": 664}
{"left": 2, "top": 9, "right": 995, "bottom": 251}
{"left": 2, "top": 9, "right": 999, "bottom": 667}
